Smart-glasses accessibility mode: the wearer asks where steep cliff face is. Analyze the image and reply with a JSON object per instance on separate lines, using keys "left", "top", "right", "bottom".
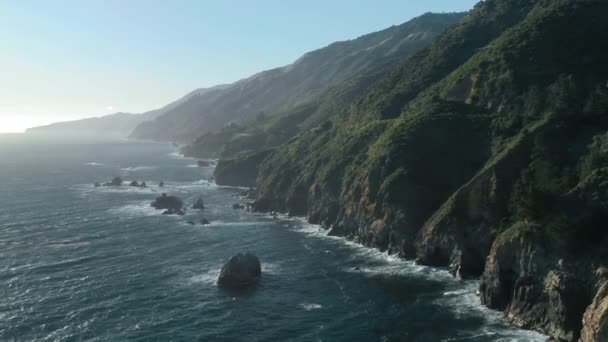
{"left": 480, "top": 232, "right": 593, "bottom": 341}
{"left": 252, "top": 0, "right": 608, "bottom": 340}
{"left": 131, "top": 13, "right": 464, "bottom": 143}
{"left": 581, "top": 278, "right": 608, "bottom": 342}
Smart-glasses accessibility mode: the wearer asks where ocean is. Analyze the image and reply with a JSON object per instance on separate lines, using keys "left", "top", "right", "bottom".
{"left": 0, "top": 136, "right": 547, "bottom": 341}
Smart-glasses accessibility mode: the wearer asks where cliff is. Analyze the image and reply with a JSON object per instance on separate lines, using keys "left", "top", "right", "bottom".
{"left": 249, "top": 0, "right": 608, "bottom": 340}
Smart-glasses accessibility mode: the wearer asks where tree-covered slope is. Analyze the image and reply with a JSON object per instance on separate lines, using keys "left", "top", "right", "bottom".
{"left": 130, "top": 13, "right": 465, "bottom": 144}
{"left": 253, "top": 0, "right": 608, "bottom": 340}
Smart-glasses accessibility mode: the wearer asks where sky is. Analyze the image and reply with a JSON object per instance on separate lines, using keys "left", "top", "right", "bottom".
{"left": 0, "top": 0, "right": 479, "bottom": 133}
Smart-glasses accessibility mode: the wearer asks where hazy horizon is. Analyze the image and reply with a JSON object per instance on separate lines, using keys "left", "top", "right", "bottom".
{"left": 0, "top": 0, "right": 477, "bottom": 133}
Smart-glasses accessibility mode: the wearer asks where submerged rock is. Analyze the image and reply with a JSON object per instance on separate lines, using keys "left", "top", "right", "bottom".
{"left": 200, "top": 218, "right": 210, "bottom": 225}
{"left": 217, "top": 253, "right": 261, "bottom": 289}
{"left": 151, "top": 193, "right": 183, "bottom": 211}
{"left": 193, "top": 197, "right": 205, "bottom": 210}
{"left": 129, "top": 181, "right": 140, "bottom": 187}
{"left": 232, "top": 203, "right": 245, "bottom": 210}
{"left": 159, "top": 181, "right": 164, "bottom": 188}
{"left": 187, "top": 220, "right": 195, "bottom": 225}
{"left": 94, "top": 182, "right": 101, "bottom": 187}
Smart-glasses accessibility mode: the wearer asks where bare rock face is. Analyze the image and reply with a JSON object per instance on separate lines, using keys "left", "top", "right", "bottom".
{"left": 580, "top": 277, "right": 608, "bottom": 342}
{"left": 480, "top": 231, "right": 591, "bottom": 342}
{"left": 217, "top": 253, "right": 261, "bottom": 289}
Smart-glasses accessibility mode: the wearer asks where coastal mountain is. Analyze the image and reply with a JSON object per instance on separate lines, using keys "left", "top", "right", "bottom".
{"left": 25, "top": 86, "right": 225, "bottom": 139}
{"left": 130, "top": 13, "right": 465, "bottom": 144}
{"left": 213, "top": 0, "right": 608, "bottom": 340}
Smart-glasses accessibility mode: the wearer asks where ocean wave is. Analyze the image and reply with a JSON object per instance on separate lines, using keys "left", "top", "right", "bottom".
{"left": 85, "top": 162, "right": 104, "bottom": 166}
{"left": 107, "top": 202, "right": 165, "bottom": 218}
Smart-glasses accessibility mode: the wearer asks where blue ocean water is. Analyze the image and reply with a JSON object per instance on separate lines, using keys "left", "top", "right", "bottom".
{"left": 0, "top": 136, "right": 547, "bottom": 341}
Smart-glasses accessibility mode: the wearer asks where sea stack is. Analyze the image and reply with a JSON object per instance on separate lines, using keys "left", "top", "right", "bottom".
{"left": 217, "top": 253, "right": 261, "bottom": 289}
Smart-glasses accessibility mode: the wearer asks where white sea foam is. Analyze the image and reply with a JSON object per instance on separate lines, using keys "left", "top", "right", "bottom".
{"left": 107, "top": 202, "right": 163, "bottom": 218}
{"left": 283, "top": 216, "right": 548, "bottom": 341}
{"left": 262, "top": 262, "right": 282, "bottom": 275}
{"left": 168, "top": 152, "right": 188, "bottom": 159}
{"left": 84, "top": 162, "right": 104, "bottom": 166}
{"left": 298, "top": 303, "right": 323, "bottom": 311}
{"left": 120, "top": 166, "right": 157, "bottom": 172}
{"left": 187, "top": 268, "right": 222, "bottom": 286}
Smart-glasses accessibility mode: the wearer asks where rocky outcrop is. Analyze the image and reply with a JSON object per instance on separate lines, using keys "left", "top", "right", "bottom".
{"left": 193, "top": 197, "right": 205, "bottom": 209}
{"left": 197, "top": 160, "right": 211, "bottom": 167}
{"left": 217, "top": 253, "right": 261, "bottom": 289}
{"left": 580, "top": 275, "right": 608, "bottom": 342}
{"left": 215, "top": 150, "right": 275, "bottom": 187}
{"left": 479, "top": 230, "right": 597, "bottom": 341}
{"left": 151, "top": 193, "right": 183, "bottom": 211}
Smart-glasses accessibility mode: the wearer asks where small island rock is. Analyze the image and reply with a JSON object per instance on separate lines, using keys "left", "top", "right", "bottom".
{"left": 218, "top": 253, "right": 261, "bottom": 289}
{"left": 151, "top": 193, "right": 183, "bottom": 211}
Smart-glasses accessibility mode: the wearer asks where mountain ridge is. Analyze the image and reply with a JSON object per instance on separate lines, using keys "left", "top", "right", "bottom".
{"left": 25, "top": 85, "right": 228, "bottom": 138}
{"left": 130, "top": 12, "right": 465, "bottom": 143}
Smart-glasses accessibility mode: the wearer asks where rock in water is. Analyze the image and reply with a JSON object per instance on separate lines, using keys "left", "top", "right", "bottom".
{"left": 151, "top": 193, "right": 183, "bottom": 211}
{"left": 129, "top": 181, "right": 140, "bottom": 187}
{"left": 200, "top": 218, "right": 210, "bottom": 225}
{"left": 94, "top": 182, "right": 101, "bottom": 187}
{"left": 103, "top": 176, "right": 123, "bottom": 186}
{"left": 159, "top": 181, "right": 164, "bottom": 188}
{"left": 140, "top": 182, "right": 147, "bottom": 188}
{"left": 193, "top": 197, "right": 205, "bottom": 209}
{"left": 217, "top": 253, "right": 261, "bottom": 289}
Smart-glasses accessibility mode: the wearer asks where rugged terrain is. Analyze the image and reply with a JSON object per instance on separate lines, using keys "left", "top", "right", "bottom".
{"left": 241, "top": 0, "right": 608, "bottom": 340}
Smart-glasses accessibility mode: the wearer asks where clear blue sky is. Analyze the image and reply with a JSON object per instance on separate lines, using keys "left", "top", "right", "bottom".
{"left": 0, "top": 0, "right": 478, "bottom": 132}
